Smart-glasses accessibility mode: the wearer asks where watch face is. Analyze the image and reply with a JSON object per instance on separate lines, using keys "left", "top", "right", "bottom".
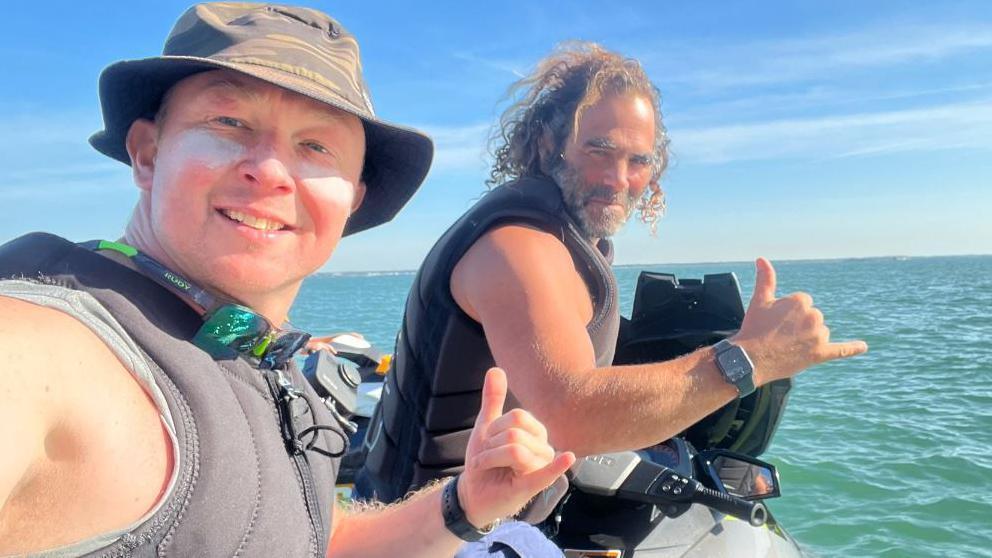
{"left": 718, "top": 348, "right": 752, "bottom": 382}
{"left": 725, "top": 365, "right": 748, "bottom": 382}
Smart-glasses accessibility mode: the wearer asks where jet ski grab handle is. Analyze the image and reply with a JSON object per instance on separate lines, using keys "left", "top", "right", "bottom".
{"left": 569, "top": 451, "right": 768, "bottom": 527}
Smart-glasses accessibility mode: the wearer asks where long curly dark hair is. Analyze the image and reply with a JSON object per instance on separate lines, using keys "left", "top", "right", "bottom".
{"left": 487, "top": 42, "right": 670, "bottom": 232}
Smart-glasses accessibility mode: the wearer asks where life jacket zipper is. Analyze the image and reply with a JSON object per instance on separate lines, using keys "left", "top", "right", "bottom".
{"left": 264, "top": 368, "right": 326, "bottom": 556}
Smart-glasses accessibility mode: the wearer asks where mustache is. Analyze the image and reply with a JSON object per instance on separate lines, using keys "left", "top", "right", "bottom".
{"left": 581, "top": 185, "right": 636, "bottom": 207}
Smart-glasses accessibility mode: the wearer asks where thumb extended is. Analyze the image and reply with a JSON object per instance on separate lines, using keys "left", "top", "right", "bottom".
{"left": 749, "top": 257, "right": 777, "bottom": 308}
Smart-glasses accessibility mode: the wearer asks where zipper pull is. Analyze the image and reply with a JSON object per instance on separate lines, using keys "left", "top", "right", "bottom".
{"left": 273, "top": 369, "right": 307, "bottom": 454}
{"left": 275, "top": 369, "right": 302, "bottom": 400}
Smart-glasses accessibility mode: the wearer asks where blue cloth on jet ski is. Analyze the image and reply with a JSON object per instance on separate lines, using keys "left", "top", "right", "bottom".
{"left": 454, "top": 521, "right": 563, "bottom": 558}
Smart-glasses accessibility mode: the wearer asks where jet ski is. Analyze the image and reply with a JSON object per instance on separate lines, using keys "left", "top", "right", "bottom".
{"left": 303, "top": 271, "right": 804, "bottom": 557}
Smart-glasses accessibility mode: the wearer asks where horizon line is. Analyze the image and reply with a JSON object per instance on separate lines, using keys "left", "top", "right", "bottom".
{"left": 316, "top": 251, "right": 992, "bottom": 276}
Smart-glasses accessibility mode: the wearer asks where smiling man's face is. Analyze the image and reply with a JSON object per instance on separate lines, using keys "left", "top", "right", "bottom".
{"left": 126, "top": 69, "right": 366, "bottom": 315}
{"left": 554, "top": 92, "right": 656, "bottom": 240}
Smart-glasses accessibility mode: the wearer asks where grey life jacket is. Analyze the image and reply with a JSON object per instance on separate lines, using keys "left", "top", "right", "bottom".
{"left": 0, "top": 233, "right": 343, "bottom": 557}
{"left": 358, "top": 177, "right": 620, "bottom": 503}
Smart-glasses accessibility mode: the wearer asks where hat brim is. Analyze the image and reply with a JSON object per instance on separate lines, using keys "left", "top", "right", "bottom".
{"left": 88, "top": 56, "right": 434, "bottom": 236}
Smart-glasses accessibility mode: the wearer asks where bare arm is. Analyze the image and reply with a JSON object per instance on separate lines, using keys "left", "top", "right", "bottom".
{"left": 0, "top": 298, "right": 52, "bottom": 516}
{"left": 451, "top": 225, "right": 868, "bottom": 456}
{"left": 0, "top": 295, "right": 171, "bottom": 553}
{"left": 327, "top": 488, "right": 458, "bottom": 558}
{"left": 327, "top": 368, "right": 574, "bottom": 557}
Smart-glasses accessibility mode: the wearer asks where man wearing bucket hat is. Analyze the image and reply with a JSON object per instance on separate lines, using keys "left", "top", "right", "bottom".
{"left": 0, "top": 3, "right": 573, "bottom": 557}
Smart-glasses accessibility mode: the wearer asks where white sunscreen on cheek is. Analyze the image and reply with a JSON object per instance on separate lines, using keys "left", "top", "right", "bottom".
{"left": 171, "top": 129, "right": 247, "bottom": 170}
{"left": 299, "top": 163, "right": 356, "bottom": 208}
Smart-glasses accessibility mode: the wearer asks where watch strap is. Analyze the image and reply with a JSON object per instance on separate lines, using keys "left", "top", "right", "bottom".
{"left": 442, "top": 474, "right": 499, "bottom": 542}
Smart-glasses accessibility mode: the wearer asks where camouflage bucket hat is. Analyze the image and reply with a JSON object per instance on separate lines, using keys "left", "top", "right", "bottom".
{"left": 89, "top": 2, "right": 433, "bottom": 236}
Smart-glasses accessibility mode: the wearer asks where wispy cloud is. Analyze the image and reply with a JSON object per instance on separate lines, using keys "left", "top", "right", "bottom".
{"left": 3, "top": 162, "right": 123, "bottom": 182}
{"left": 644, "top": 23, "right": 992, "bottom": 92}
{"left": 0, "top": 107, "right": 102, "bottom": 142}
{"left": 451, "top": 52, "right": 527, "bottom": 78}
{"left": 417, "top": 122, "right": 492, "bottom": 174}
{"left": 0, "top": 175, "right": 133, "bottom": 202}
{"left": 668, "top": 82, "right": 992, "bottom": 127}
{"left": 671, "top": 98, "right": 992, "bottom": 164}
{"left": 407, "top": 97, "right": 992, "bottom": 173}
{"left": 0, "top": 110, "right": 126, "bottom": 200}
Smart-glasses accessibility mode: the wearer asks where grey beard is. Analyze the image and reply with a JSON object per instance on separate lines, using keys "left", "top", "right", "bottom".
{"left": 552, "top": 163, "right": 636, "bottom": 240}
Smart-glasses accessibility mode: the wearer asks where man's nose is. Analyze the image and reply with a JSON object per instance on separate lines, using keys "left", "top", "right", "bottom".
{"left": 601, "top": 157, "right": 631, "bottom": 193}
{"left": 238, "top": 137, "right": 294, "bottom": 193}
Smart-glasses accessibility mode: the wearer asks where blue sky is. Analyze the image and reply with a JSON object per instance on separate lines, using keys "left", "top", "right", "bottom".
{"left": 2, "top": 1, "right": 990, "bottom": 271}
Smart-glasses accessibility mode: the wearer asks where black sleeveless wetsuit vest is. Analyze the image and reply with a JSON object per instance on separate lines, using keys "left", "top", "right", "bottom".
{"left": 358, "top": 177, "right": 620, "bottom": 503}
{"left": 0, "top": 233, "right": 343, "bottom": 557}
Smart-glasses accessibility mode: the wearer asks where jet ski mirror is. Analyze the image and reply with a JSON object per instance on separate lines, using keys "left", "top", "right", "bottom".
{"left": 699, "top": 449, "right": 781, "bottom": 501}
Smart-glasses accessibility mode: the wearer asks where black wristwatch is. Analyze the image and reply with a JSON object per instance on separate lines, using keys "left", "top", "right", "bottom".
{"left": 713, "top": 339, "right": 756, "bottom": 398}
{"left": 442, "top": 474, "right": 500, "bottom": 542}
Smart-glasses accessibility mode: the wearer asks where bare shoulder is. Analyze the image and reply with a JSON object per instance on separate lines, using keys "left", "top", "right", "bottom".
{"left": 0, "top": 295, "right": 104, "bottom": 545}
{"left": 463, "top": 223, "right": 574, "bottom": 274}
{"left": 0, "top": 295, "right": 94, "bottom": 419}
{"left": 0, "top": 295, "right": 99, "bottom": 485}
{"left": 451, "top": 223, "right": 590, "bottom": 321}
{"left": 0, "top": 294, "right": 171, "bottom": 553}
{"left": 0, "top": 296, "right": 63, "bottom": 482}
{"left": 0, "top": 294, "right": 128, "bottom": 400}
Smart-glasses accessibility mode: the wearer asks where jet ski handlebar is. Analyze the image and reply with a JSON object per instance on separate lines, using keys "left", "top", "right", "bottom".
{"left": 569, "top": 451, "right": 769, "bottom": 527}
{"left": 692, "top": 481, "right": 768, "bottom": 527}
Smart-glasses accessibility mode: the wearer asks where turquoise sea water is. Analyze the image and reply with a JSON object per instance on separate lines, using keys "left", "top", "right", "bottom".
{"left": 292, "top": 256, "right": 992, "bottom": 558}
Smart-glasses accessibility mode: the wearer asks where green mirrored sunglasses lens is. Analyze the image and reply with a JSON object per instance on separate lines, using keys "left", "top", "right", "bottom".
{"left": 192, "top": 305, "right": 271, "bottom": 359}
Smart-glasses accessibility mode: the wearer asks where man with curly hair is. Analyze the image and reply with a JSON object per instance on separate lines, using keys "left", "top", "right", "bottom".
{"left": 358, "top": 43, "right": 866, "bottom": 513}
